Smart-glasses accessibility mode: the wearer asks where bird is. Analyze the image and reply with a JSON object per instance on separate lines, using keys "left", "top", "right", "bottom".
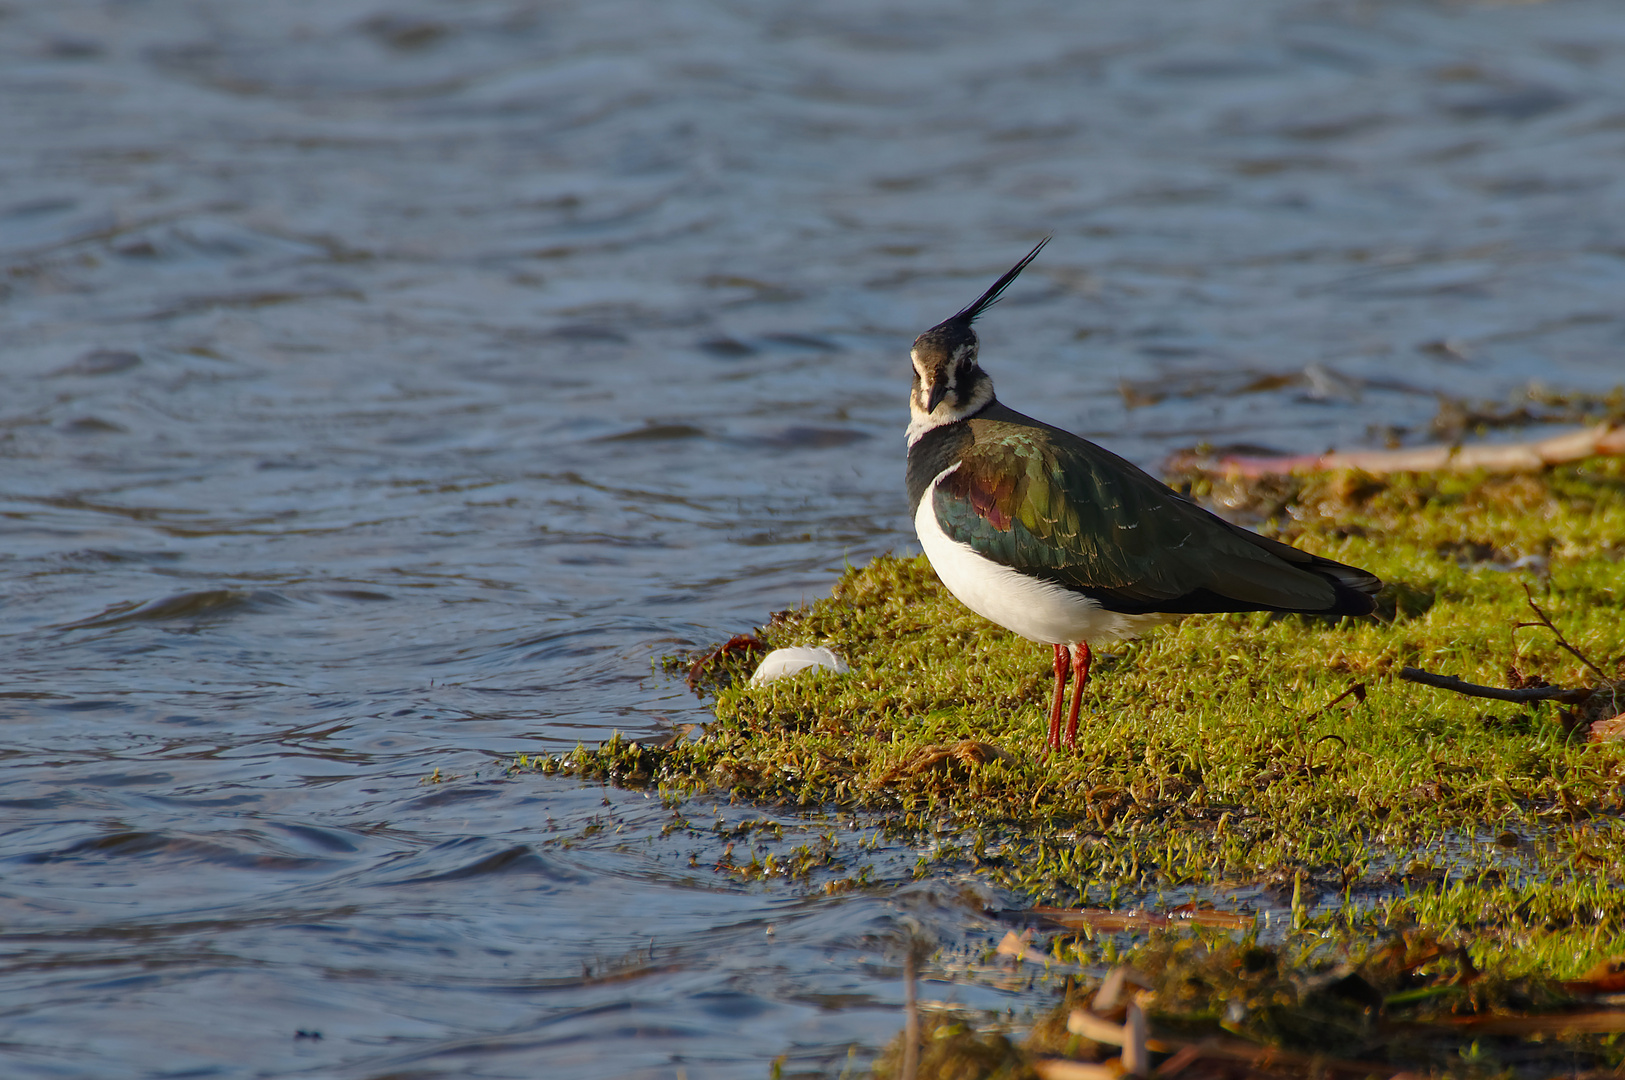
{"left": 905, "top": 239, "right": 1382, "bottom": 751}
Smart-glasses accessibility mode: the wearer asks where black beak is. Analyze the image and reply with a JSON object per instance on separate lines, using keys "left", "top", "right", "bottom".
{"left": 926, "top": 380, "right": 949, "bottom": 413}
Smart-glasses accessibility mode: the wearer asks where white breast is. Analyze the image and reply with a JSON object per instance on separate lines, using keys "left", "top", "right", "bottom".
{"left": 914, "top": 465, "right": 1172, "bottom": 646}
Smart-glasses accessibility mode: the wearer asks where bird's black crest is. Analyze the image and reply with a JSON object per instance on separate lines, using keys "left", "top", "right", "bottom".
{"left": 947, "top": 237, "right": 1050, "bottom": 326}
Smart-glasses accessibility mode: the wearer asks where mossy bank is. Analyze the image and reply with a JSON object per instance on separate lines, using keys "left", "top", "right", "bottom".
{"left": 528, "top": 458, "right": 1625, "bottom": 1066}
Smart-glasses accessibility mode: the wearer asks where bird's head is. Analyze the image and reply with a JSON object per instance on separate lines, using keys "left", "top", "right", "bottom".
{"left": 907, "top": 238, "right": 1049, "bottom": 441}
{"left": 908, "top": 320, "right": 982, "bottom": 419}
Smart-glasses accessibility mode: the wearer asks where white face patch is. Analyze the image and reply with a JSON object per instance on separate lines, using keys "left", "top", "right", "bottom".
{"left": 909, "top": 349, "right": 949, "bottom": 414}
{"left": 905, "top": 333, "right": 992, "bottom": 444}
{"left": 909, "top": 341, "right": 979, "bottom": 415}
{"left": 906, "top": 371, "right": 997, "bottom": 445}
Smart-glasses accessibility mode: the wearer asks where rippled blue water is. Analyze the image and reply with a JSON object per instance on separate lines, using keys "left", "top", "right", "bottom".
{"left": 3, "top": 0, "right": 1624, "bottom": 1075}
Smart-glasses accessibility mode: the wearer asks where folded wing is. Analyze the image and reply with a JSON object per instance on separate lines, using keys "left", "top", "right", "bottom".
{"left": 932, "top": 410, "right": 1379, "bottom": 616}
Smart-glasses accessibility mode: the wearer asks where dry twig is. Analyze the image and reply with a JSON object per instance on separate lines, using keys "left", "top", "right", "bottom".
{"left": 1169, "top": 421, "right": 1625, "bottom": 477}
{"left": 901, "top": 949, "right": 919, "bottom": 1080}
{"left": 1024, "top": 906, "right": 1252, "bottom": 932}
{"left": 1398, "top": 667, "right": 1592, "bottom": 705}
{"left": 1516, "top": 585, "right": 1613, "bottom": 688}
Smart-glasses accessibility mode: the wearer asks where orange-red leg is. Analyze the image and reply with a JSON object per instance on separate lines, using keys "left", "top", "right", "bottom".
{"left": 1063, "top": 642, "right": 1092, "bottom": 749}
{"left": 1046, "top": 643, "right": 1069, "bottom": 750}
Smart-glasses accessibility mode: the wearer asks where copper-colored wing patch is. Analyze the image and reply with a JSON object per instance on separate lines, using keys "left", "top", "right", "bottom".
{"left": 941, "top": 465, "right": 1016, "bottom": 532}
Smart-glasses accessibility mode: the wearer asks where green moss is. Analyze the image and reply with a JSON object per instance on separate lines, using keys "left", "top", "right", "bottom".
{"left": 525, "top": 458, "right": 1625, "bottom": 1061}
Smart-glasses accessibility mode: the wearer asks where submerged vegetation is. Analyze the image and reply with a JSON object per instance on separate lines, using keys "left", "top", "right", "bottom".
{"left": 528, "top": 457, "right": 1625, "bottom": 1071}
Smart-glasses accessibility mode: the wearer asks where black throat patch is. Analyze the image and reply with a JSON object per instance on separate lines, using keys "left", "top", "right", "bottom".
{"left": 905, "top": 421, "right": 975, "bottom": 513}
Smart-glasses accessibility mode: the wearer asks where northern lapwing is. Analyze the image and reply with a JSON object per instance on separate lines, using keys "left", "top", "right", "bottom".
{"left": 905, "top": 239, "right": 1381, "bottom": 751}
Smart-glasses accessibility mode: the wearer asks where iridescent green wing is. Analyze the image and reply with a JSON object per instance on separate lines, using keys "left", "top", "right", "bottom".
{"left": 932, "top": 411, "right": 1348, "bottom": 613}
